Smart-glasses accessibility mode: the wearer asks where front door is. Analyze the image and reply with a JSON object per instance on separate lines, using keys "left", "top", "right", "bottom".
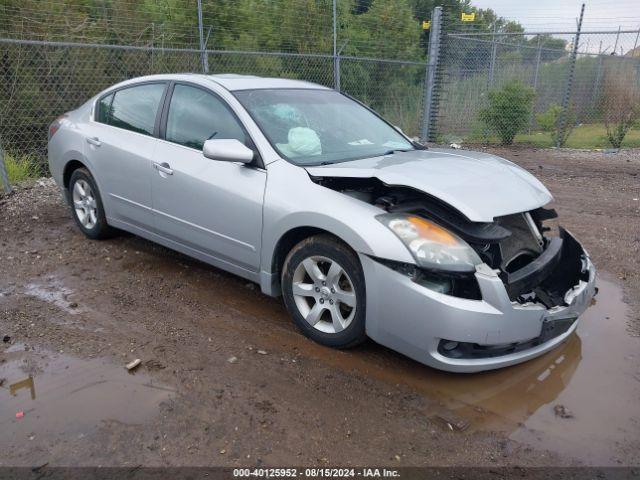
{"left": 151, "top": 83, "right": 266, "bottom": 272}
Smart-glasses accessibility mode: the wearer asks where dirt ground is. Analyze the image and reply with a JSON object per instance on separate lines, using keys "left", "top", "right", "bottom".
{"left": 0, "top": 147, "right": 639, "bottom": 469}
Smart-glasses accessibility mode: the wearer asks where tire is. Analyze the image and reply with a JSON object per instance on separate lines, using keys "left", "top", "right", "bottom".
{"left": 68, "top": 168, "right": 115, "bottom": 240}
{"left": 281, "top": 234, "right": 366, "bottom": 349}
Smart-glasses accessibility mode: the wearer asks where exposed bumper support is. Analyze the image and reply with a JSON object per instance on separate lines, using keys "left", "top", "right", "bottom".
{"left": 502, "top": 236, "right": 563, "bottom": 298}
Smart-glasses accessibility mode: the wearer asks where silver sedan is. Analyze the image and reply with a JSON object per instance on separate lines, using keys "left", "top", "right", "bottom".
{"left": 48, "top": 74, "right": 596, "bottom": 372}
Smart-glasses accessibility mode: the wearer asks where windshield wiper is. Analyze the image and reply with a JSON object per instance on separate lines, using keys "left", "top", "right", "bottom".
{"left": 382, "top": 149, "right": 411, "bottom": 156}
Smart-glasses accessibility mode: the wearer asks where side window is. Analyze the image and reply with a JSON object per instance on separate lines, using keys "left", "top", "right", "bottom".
{"left": 96, "top": 93, "right": 113, "bottom": 124}
{"left": 108, "top": 83, "right": 165, "bottom": 136}
{"left": 165, "top": 84, "right": 247, "bottom": 150}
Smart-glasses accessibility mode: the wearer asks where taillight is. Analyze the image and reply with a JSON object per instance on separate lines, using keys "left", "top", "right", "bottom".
{"left": 48, "top": 115, "right": 67, "bottom": 141}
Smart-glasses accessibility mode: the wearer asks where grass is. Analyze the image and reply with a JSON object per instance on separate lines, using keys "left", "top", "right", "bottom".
{"left": 2, "top": 152, "right": 42, "bottom": 184}
{"left": 466, "top": 123, "right": 640, "bottom": 149}
{"left": 514, "top": 123, "right": 640, "bottom": 149}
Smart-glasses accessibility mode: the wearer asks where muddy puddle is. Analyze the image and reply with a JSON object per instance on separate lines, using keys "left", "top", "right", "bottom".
{"left": 183, "top": 263, "right": 638, "bottom": 465}
{"left": 0, "top": 347, "right": 174, "bottom": 448}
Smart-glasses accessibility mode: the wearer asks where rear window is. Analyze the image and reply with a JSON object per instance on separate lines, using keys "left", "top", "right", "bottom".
{"left": 96, "top": 93, "right": 113, "bottom": 124}
{"left": 97, "top": 83, "right": 165, "bottom": 136}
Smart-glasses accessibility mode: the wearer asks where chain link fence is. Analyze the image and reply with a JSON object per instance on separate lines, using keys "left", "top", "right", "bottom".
{"left": 1, "top": 0, "right": 639, "bottom": 183}
{"left": 0, "top": 0, "right": 435, "bottom": 175}
{"left": 434, "top": 11, "right": 640, "bottom": 148}
{"left": 0, "top": 39, "right": 428, "bottom": 169}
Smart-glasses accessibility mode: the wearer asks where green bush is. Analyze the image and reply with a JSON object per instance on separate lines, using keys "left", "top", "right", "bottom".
{"left": 606, "top": 122, "right": 638, "bottom": 149}
{"left": 478, "top": 81, "right": 536, "bottom": 145}
{"left": 536, "top": 103, "right": 576, "bottom": 147}
{"left": 3, "top": 152, "right": 41, "bottom": 184}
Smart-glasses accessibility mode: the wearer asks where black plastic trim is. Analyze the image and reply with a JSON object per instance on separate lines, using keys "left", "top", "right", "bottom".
{"left": 502, "top": 236, "right": 564, "bottom": 298}
{"left": 438, "top": 317, "right": 576, "bottom": 359}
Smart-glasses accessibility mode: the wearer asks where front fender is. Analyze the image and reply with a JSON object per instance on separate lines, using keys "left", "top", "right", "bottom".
{"left": 259, "top": 160, "right": 414, "bottom": 294}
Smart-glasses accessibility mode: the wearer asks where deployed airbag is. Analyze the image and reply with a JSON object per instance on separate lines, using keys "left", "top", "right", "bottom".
{"left": 277, "top": 127, "right": 322, "bottom": 158}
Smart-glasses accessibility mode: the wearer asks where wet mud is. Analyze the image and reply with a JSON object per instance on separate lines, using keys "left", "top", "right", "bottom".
{"left": 1, "top": 153, "right": 640, "bottom": 466}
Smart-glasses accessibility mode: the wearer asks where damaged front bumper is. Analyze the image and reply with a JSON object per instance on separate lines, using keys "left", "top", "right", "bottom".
{"left": 361, "top": 229, "right": 596, "bottom": 373}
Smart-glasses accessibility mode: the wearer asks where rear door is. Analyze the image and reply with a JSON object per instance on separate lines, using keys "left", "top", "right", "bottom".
{"left": 151, "top": 82, "right": 266, "bottom": 272}
{"left": 84, "top": 82, "right": 167, "bottom": 232}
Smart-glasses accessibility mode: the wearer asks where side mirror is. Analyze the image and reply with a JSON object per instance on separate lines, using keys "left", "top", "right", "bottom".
{"left": 202, "top": 139, "right": 254, "bottom": 164}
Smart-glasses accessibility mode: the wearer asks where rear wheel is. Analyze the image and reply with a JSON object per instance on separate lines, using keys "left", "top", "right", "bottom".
{"left": 68, "top": 168, "right": 115, "bottom": 240}
{"left": 281, "top": 234, "right": 366, "bottom": 348}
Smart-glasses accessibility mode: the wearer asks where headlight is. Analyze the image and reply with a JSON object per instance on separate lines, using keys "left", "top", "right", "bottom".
{"left": 377, "top": 214, "right": 482, "bottom": 272}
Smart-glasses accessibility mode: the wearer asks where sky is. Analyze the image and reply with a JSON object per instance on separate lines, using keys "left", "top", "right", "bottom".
{"left": 470, "top": 0, "right": 640, "bottom": 54}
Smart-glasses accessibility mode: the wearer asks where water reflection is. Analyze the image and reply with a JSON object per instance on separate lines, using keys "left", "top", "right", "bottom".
{"left": 10, "top": 376, "right": 36, "bottom": 400}
{"left": 442, "top": 333, "right": 582, "bottom": 429}
{"left": 0, "top": 351, "right": 174, "bottom": 443}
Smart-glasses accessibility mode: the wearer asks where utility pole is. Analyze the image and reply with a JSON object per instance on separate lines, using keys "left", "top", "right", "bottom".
{"left": 197, "top": 0, "right": 209, "bottom": 73}
{"left": 557, "top": 3, "right": 584, "bottom": 148}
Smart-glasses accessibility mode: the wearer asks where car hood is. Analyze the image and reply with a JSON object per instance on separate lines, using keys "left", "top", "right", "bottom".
{"left": 304, "top": 148, "right": 553, "bottom": 222}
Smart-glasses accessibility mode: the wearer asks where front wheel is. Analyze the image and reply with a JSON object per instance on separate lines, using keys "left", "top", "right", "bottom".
{"left": 281, "top": 234, "right": 367, "bottom": 349}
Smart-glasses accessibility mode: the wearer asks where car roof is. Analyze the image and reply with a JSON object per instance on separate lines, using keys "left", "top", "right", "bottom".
{"left": 110, "top": 73, "right": 331, "bottom": 92}
{"left": 206, "top": 74, "right": 331, "bottom": 91}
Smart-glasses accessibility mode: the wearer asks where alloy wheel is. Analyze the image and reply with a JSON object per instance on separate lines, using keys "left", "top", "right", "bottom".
{"left": 72, "top": 179, "right": 98, "bottom": 230}
{"left": 291, "top": 255, "right": 357, "bottom": 334}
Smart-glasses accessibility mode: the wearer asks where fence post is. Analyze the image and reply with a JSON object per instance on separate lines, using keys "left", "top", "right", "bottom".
{"left": 613, "top": 26, "right": 621, "bottom": 55}
{"left": 197, "top": 0, "right": 209, "bottom": 73}
{"left": 593, "top": 54, "right": 604, "bottom": 102}
{"left": 488, "top": 24, "right": 498, "bottom": 86}
{"left": 332, "top": 0, "right": 340, "bottom": 90}
{"left": 0, "top": 139, "right": 12, "bottom": 195}
{"left": 420, "top": 6, "right": 443, "bottom": 142}
{"left": 557, "top": 3, "right": 585, "bottom": 148}
{"left": 529, "top": 36, "right": 543, "bottom": 133}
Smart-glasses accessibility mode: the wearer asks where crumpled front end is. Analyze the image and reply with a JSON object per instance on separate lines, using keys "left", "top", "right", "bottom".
{"left": 361, "top": 207, "right": 596, "bottom": 373}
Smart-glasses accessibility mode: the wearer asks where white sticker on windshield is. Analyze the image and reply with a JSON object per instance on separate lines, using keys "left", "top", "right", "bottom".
{"left": 348, "top": 139, "right": 374, "bottom": 146}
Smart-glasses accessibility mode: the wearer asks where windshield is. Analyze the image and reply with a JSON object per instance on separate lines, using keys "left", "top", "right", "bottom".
{"left": 233, "top": 89, "right": 414, "bottom": 166}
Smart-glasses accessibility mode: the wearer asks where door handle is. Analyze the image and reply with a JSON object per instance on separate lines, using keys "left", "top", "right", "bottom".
{"left": 86, "top": 136, "right": 102, "bottom": 147}
{"left": 153, "top": 162, "right": 173, "bottom": 176}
